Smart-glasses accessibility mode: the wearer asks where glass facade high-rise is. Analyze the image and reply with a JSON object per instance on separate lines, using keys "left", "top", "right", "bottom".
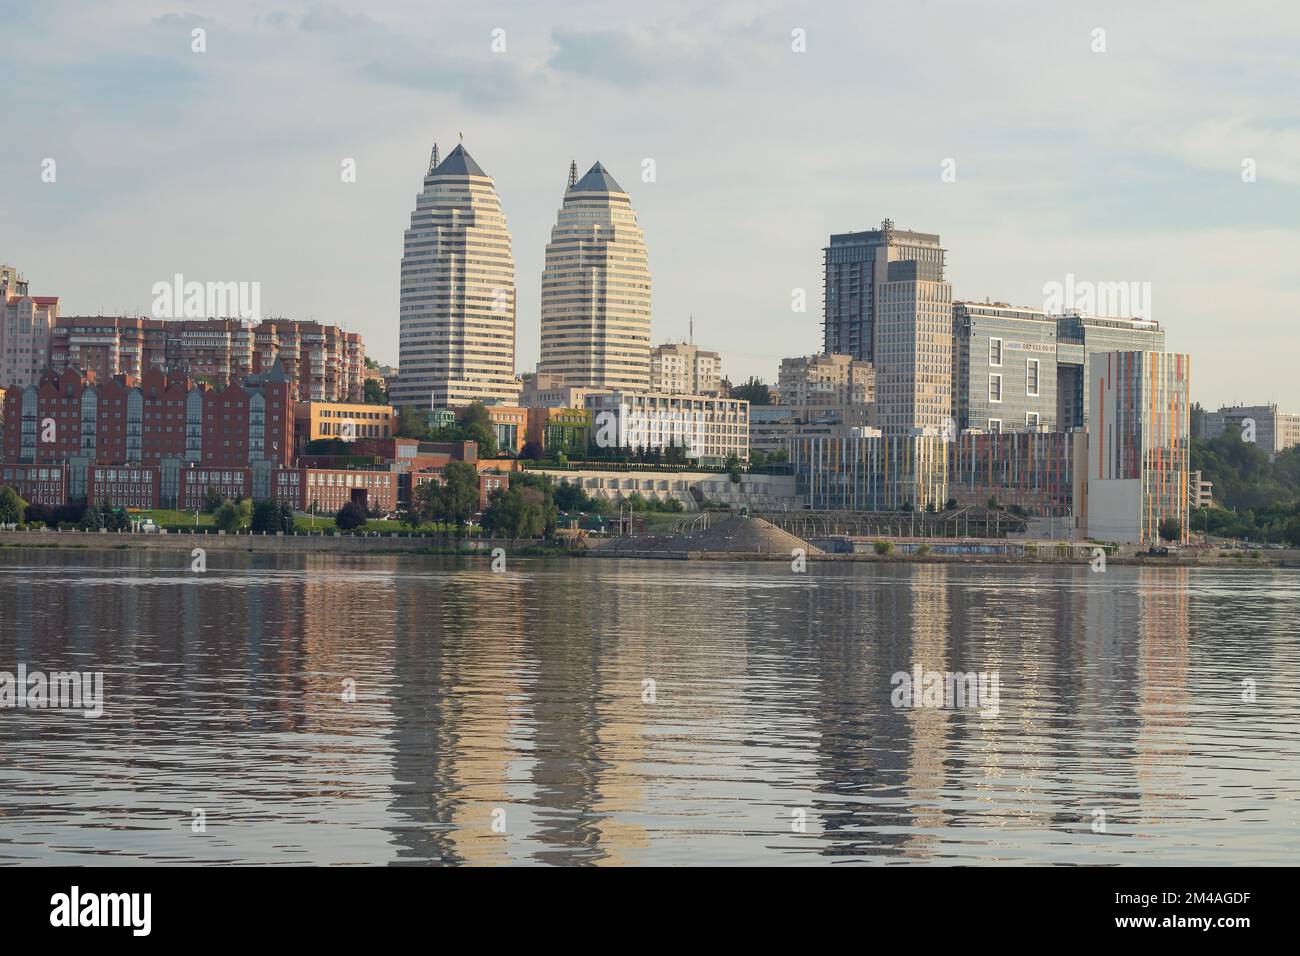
{"left": 1055, "top": 313, "right": 1164, "bottom": 429}
{"left": 953, "top": 301, "right": 1057, "bottom": 434}
{"left": 822, "top": 221, "right": 945, "bottom": 364}
{"left": 394, "top": 143, "right": 519, "bottom": 409}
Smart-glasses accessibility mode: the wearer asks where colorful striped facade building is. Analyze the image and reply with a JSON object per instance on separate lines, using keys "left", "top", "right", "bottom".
{"left": 791, "top": 431, "right": 1079, "bottom": 514}
{"left": 1086, "top": 350, "right": 1191, "bottom": 545}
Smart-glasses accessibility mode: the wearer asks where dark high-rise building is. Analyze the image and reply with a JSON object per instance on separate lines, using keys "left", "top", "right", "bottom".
{"left": 822, "top": 220, "right": 945, "bottom": 363}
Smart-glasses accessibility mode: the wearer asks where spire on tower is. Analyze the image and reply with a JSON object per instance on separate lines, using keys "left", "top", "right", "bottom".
{"left": 568, "top": 160, "right": 577, "bottom": 189}
{"left": 429, "top": 142, "right": 440, "bottom": 172}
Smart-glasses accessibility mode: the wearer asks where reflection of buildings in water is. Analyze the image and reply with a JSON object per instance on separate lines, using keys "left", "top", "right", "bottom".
{"left": 1134, "top": 567, "right": 1191, "bottom": 821}
{"left": 529, "top": 562, "right": 751, "bottom": 865}
{"left": 899, "top": 564, "right": 951, "bottom": 858}
{"left": 803, "top": 564, "right": 929, "bottom": 860}
{"left": 943, "top": 567, "right": 1025, "bottom": 832}
{"left": 386, "top": 562, "right": 527, "bottom": 865}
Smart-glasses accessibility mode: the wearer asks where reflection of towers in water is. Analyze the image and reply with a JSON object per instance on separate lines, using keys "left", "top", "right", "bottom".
{"left": 529, "top": 562, "right": 747, "bottom": 864}
{"left": 900, "top": 564, "right": 952, "bottom": 857}
{"left": 1134, "top": 567, "right": 1191, "bottom": 817}
{"left": 803, "top": 565, "right": 928, "bottom": 859}
{"left": 386, "top": 563, "right": 528, "bottom": 865}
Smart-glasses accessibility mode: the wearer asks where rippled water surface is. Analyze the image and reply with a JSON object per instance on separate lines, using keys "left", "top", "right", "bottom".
{"left": 0, "top": 548, "right": 1297, "bottom": 865}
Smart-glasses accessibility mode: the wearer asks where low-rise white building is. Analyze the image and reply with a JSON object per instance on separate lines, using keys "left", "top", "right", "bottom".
{"left": 585, "top": 390, "right": 749, "bottom": 466}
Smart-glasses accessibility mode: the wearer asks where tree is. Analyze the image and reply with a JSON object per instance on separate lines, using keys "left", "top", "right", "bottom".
{"left": 203, "top": 486, "right": 224, "bottom": 514}
{"left": 363, "top": 378, "right": 388, "bottom": 405}
{"left": 336, "top": 500, "right": 367, "bottom": 531}
{"left": 100, "top": 502, "right": 129, "bottom": 531}
{"left": 1158, "top": 516, "right": 1182, "bottom": 543}
{"left": 725, "top": 453, "right": 742, "bottom": 483}
{"left": 395, "top": 406, "right": 430, "bottom": 440}
{"left": 730, "top": 377, "right": 771, "bottom": 405}
{"left": 482, "top": 486, "right": 546, "bottom": 538}
{"left": 79, "top": 504, "right": 104, "bottom": 531}
{"left": 424, "top": 460, "right": 480, "bottom": 533}
{"left": 251, "top": 500, "right": 285, "bottom": 533}
{"left": 0, "top": 487, "right": 26, "bottom": 525}
{"left": 214, "top": 501, "right": 243, "bottom": 532}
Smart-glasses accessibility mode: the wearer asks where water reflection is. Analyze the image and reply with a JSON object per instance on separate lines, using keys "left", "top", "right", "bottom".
{"left": 0, "top": 549, "right": 1295, "bottom": 865}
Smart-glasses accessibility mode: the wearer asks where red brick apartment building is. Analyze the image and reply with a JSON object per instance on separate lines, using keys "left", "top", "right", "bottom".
{"left": 1, "top": 364, "right": 294, "bottom": 508}
{"left": 50, "top": 316, "right": 365, "bottom": 402}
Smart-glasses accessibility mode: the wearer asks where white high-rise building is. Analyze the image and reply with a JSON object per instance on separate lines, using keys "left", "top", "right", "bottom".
{"left": 651, "top": 341, "right": 721, "bottom": 396}
{"left": 1, "top": 266, "right": 58, "bottom": 389}
{"left": 539, "top": 161, "right": 651, "bottom": 390}
{"left": 394, "top": 143, "right": 519, "bottom": 408}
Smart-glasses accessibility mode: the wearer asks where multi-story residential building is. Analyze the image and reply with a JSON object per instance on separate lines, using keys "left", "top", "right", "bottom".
{"left": 1055, "top": 313, "right": 1164, "bottom": 429}
{"left": 1188, "top": 469, "right": 1214, "bottom": 510}
{"left": 650, "top": 342, "right": 721, "bottom": 396}
{"left": 2, "top": 364, "right": 295, "bottom": 504}
{"left": 395, "top": 143, "right": 520, "bottom": 409}
{"left": 778, "top": 353, "right": 874, "bottom": 407}
{"left": 0, "top": 267, "right": 59, "bottom": 389}
{"left": 295, "top": 401, "right": 395, "bottom": 446}
{"left": 539, "top": 161, "right": 652, "bottom": 390}
{"left": 47, "top": 316, "right": 364, "bottom": 401}
{"left": 584, "top": 391, "right": 749, "bottom": 466}
{"left": 1196, "top": 404, "right": 1300, "bottom": 457}
{"left": 822, "top": 220, "right": 946, "bottom": 363}
{"left": 953, "top": 301, "right": 1057, "bottom": 434}
{"left": 875, "top": 256, "right": 954, "bottom": 435}
{"left": 1086, "top": 351, "right": 1191, "bottom": 545}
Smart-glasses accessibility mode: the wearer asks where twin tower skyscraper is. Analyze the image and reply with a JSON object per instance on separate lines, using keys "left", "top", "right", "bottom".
{"left": 393, "top": 142, "right": 652, "bottom": 409}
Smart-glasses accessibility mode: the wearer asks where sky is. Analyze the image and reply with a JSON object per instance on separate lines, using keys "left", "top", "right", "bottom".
{"left": 2, "top": 0, "right": 1299, "bottom": 409}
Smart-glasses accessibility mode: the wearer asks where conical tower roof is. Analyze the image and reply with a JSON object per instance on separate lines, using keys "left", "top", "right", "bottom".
{"left": 569, "top": 161, "right": 624, "bottom": 194}
{"left": 432, "top": 143, "right": 487, "bottom": 178}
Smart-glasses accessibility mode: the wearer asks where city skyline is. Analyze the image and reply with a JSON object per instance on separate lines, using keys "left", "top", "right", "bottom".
{"left": 4, "top": 1, "right": 1299, "bottom": 412}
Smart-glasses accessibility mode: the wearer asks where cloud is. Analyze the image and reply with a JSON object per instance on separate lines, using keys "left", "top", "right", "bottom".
{"left": 152, "top": 12, "right": 212, "bottom": 28}
{"left": 548, "top": 24, "right": 771, "bottom": 89}
{"left": 1180, "top": 118, "right": 1300, "bottom": 185}
{"left": 364, "top": 48, "right": 539, "bottom": 109}
{"left": 300, "top": 3, "right": 379, "bottom": 34}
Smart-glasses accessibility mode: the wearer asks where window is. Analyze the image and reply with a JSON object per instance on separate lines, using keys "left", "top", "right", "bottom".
{"left": 989, "top": 338, "right": 1003, "bottom": 367}
{"left": 989, "top": 374, "right": 1003, "bottom": 403}
{"left": 1026, "top": 359, "right": 1040, "bottom": 397}
{"left": 1026, "top": 412, "right": 1040, "bottom": 430}
{"left": 988, "top": 418, "right": 1002, "bottom": 434}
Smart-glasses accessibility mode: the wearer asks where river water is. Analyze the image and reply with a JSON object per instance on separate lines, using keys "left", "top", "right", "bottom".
{"left": 0, "top": 548, "right": 1296, "bottom": 865}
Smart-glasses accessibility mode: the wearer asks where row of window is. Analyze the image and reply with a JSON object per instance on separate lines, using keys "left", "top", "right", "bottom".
{"left": 988, "top": 360, "right": 1042, "bottom": 402}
